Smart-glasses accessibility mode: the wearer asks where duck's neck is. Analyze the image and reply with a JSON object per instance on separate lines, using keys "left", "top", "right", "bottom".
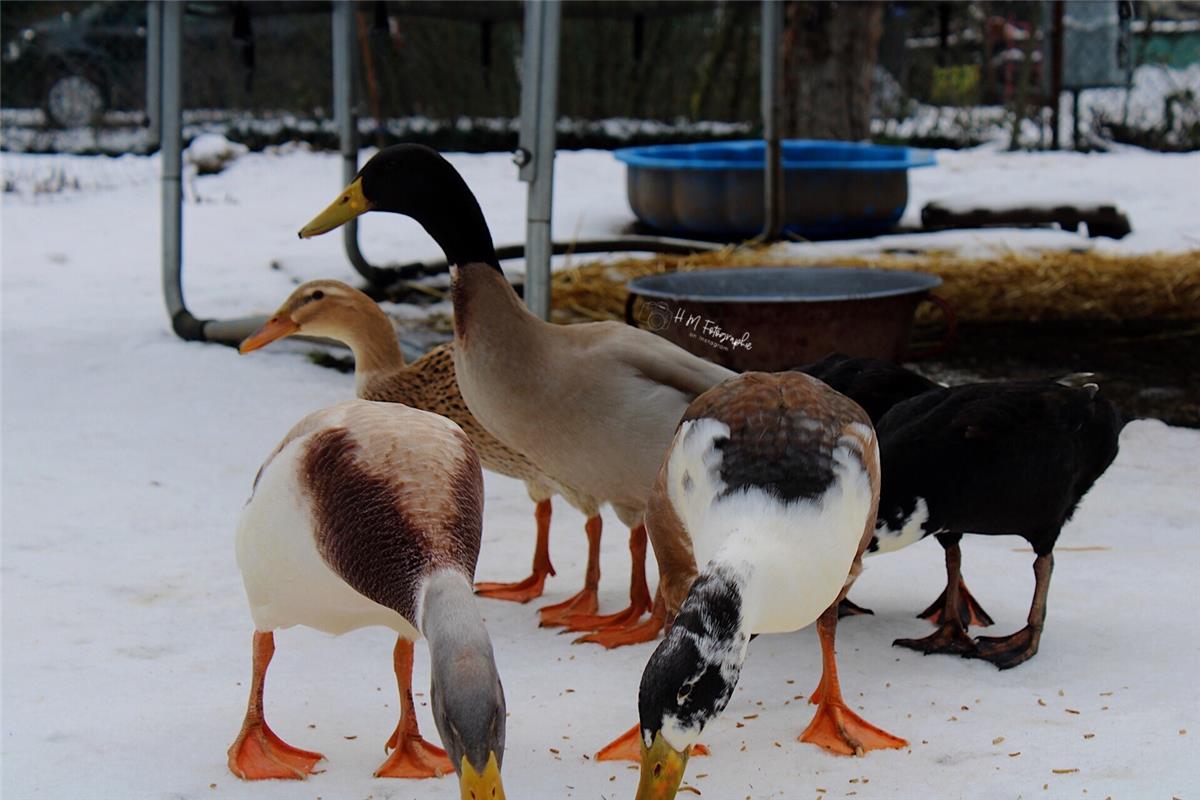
{"left": 645, "top": 564, "right": 752, "bottom": 752}
{"left": 338, "top": 301, "right": 406, "bottom": 392}
{"left": 420, "top": 570, "right": 504, "bottom": 770}
{"left": 421, "top": 570, "right": 497, "bottom": 673}
{"left": 451, "top": 261, "right": 542, "bottom": 344}
{"left": 410, "top": 167, "right": 500, "bottom": 271}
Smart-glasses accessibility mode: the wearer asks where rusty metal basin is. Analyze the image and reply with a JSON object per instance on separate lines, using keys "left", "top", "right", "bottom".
{"left": 625, "top": 267, "right": 947, "bottom": 372}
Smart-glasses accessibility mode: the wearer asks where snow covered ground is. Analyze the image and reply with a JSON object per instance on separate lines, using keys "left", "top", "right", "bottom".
{"left": 2, "top": 144, "right": 1199, "bottom": 799}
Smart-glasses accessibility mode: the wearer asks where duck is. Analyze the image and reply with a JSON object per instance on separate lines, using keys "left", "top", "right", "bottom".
{"left": 607, "top": 371, "right": 907, "bottom": 797}
{"left": 237, "top": 278, "right": 603, "bottom": 609}
{"left": 794, "top": 354, "right": 993, "bottom": 628}
{"left": 863, "top": 375, "right": 1124, "bottom": 668}
{"left": 795, "top": 353, "right": 941, "bottom": 425}
{"left": 228, "top": 399, "right": 506, "bottom": 798}
{"left": 298, "top": 144, "right": 736, "bottom": 647}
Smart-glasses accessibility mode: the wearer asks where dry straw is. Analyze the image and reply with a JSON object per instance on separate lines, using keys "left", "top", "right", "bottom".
{"left": 546, "top": 246, "right": 1200, "bottom": 326}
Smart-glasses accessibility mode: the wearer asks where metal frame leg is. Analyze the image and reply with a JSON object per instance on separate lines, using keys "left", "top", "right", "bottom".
{"left": 157, "top": 0, "right": 267, "bottom": 344}
{"left": 517, "top": 0, "right": 561, "bottom": 320}
{"left": 761, "top": 0, "right": 784, "bottom": 241}
{"left": 158, "top": 1, "right": 720, "bottom": 344}
{"left": 145, "top": 1, "right": 162, "bottom": 152}
{"left": 329, "top": 0, "right": 718, "bottom": 299}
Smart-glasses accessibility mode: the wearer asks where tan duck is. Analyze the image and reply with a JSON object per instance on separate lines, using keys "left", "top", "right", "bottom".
{"left": 297, "top": 144, "right": 736, "bottom": 647}
{"left": 230, "top": 399, "right": 506, "bottom": 797}
{"left": 238, "top": 279, "right": 603, "bottom": 613}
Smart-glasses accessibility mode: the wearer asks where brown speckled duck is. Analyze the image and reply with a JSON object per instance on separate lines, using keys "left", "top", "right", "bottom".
{"left": 229, "top": 400, "right": 505, "bottom": 797}
{"left": 239, "top": 279, "right": 601, "bottom": 607}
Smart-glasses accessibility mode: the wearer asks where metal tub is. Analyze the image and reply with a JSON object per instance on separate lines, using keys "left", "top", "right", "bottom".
{"left": 626, "top": 267, "right": 948, "bottom": 372}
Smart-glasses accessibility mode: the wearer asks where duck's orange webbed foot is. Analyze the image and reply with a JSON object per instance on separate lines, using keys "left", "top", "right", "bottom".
{"left": 375, "top": 724, "right": 454, "bottom": 778}
{"left": 476, "top": 499, "right": 556, "bottom": 603}
{"left": 564, "top": 524, "right": 653, "bottom": 633}
{"left": 475, "top": 567, "right": 554, "bottom": 604}
{"left": 228, "top": 720, "right": 325, "bottom": 780}
{"left": 575, "top": 588, "right": 666, "bottom": 648}
{"left": 799, "top": 700, "right": 908, "bottom": 756}
{"left": 561, "top": 601, "right": 648, "bottom": 633}
{"left": 539, "top": 587, "right": 600, "bottom": 627}
{"left": 595, "top": 724, "right": 709, "bottom": 762}
{"left": 573, "top": 613, "right": 663, "bottom": 648}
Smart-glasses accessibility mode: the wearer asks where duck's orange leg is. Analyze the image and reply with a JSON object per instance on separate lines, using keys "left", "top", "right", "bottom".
{"left": 563, "top": 524, "right": 653, "bottom": 632}
{"left": 476, "top": 499, "right": 556, "bottom": 603}
{"left": 800, "top": 606, "right": 907, "bottom": 757}
{"left": 375, "top": 638, "right": 454, "bottom": 778}
{"left": 539, "top": 515, "right": 602, "bottom": 626}
{"left": 574, "top": 588, "right": 667, "bottom": 649}
{"left": 595, "top": 724, "right": 710, "bottom": 762}
{"left": 227, "top": 631, "right": 325, "bottom": 780}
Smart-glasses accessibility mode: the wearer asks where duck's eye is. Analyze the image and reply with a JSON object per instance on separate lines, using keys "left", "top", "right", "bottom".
{"left": 311, "top": 290, "right": 325, "bottom": 301}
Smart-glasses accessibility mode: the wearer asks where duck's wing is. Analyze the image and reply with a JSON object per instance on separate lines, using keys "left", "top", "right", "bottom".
{"left": 592, "top": 322, "right": 736, "bottom": 400}
{"left": 948, "top": 384, "right": 1100, "bottom": 440}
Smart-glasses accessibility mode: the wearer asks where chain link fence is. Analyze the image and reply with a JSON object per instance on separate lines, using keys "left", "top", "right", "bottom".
{"left": 2, "top": 1, "right": 1196, "bottom": 154}
{"left": 1, "top": 1, "right": 765, "bottom": 153}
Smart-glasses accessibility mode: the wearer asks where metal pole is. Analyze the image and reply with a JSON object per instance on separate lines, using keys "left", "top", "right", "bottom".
{"left": 145, "top": 1, "right": 162, "bottom": 152}
{"left": 761, "top": 0, "right": 784, "bottom": 241}
{"left": 160, "top": 0, "right": 204, "bottom": 338}
{"left": 517, "top": 0, "right": 561, "bottom": 321}
{"left": 333, "top": 0, "right": 373, "bottom": 277}
{"left": 1050, "top": 0, "right": 1064, "bottom": 150}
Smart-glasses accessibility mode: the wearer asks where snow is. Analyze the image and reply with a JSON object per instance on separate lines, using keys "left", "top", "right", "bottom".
{"left": 185, "top": 134, "right": 249, "bottom": 175}
{"left": 3, "top": 144, "right": 1199, "bottom": 799}
{"left": 873, "top": 63, "right": 1200, "bottom": 151}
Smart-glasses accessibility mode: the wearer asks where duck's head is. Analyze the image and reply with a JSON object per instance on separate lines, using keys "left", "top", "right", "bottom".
{"left": 430, "top": 641, "right": 507, "bottom": 800}
{"left": 237, "top": 280, "right": 367, "bottom": 354}
{"left": 635, "top": 569, "right": 748, "bottom": 800}
{"left": 298, "top": 144, "right": 500, "bottom": 272}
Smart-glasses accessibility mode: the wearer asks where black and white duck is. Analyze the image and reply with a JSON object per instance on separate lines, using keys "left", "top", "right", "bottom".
{"left": 603, "top": 371, "right": 907, "bottom": 796}
{"left": 866, "top": 375, "right": 1123, "bottom": 668}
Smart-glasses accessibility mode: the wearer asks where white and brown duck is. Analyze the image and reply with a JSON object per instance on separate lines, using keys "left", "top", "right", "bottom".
{"left": 228, "top": 399, "right": 506, "bottom": 797}
{"left": 238, "top": 278, "right": 601, "bottom": 608}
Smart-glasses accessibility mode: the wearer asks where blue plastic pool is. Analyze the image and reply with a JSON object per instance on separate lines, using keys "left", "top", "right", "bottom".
{"left": 613, "top": 140, "right": 936, "bottom": 239}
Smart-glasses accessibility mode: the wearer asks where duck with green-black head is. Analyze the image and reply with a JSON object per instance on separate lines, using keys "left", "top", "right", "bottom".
{"left": 298, "top": 145, "right": 736, "bottom": 646}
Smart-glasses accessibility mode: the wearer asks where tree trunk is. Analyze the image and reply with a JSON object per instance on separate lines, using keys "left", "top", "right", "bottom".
{"left": 782, "top": 1, "right": 885, "bottom": 140}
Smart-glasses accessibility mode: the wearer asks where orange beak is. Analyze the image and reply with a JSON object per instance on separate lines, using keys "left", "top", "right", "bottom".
{"left": 238, "top": 316, "right": 300, "bottom": 354}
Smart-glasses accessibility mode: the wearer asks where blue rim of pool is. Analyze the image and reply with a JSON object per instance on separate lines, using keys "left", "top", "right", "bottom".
{"left": 613, "top": 139, "right": 936, "bottom": 172}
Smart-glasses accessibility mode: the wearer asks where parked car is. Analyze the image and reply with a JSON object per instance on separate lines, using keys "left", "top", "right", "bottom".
{"left": 2, "top": 2, "right": 241, "bottom": 128}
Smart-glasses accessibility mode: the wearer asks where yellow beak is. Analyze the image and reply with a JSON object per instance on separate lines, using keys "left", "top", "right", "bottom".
{"left": 238, "top": 316, "right": 300, "bottom": 354}
{"left": 459, "top": 752, "right": 505, "bottom": 800}
{"left": 298, "top": 176, "right": 373, "bottom": 238}
{"left": 635, "top": 732, "right": 690, "bottom": 800}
